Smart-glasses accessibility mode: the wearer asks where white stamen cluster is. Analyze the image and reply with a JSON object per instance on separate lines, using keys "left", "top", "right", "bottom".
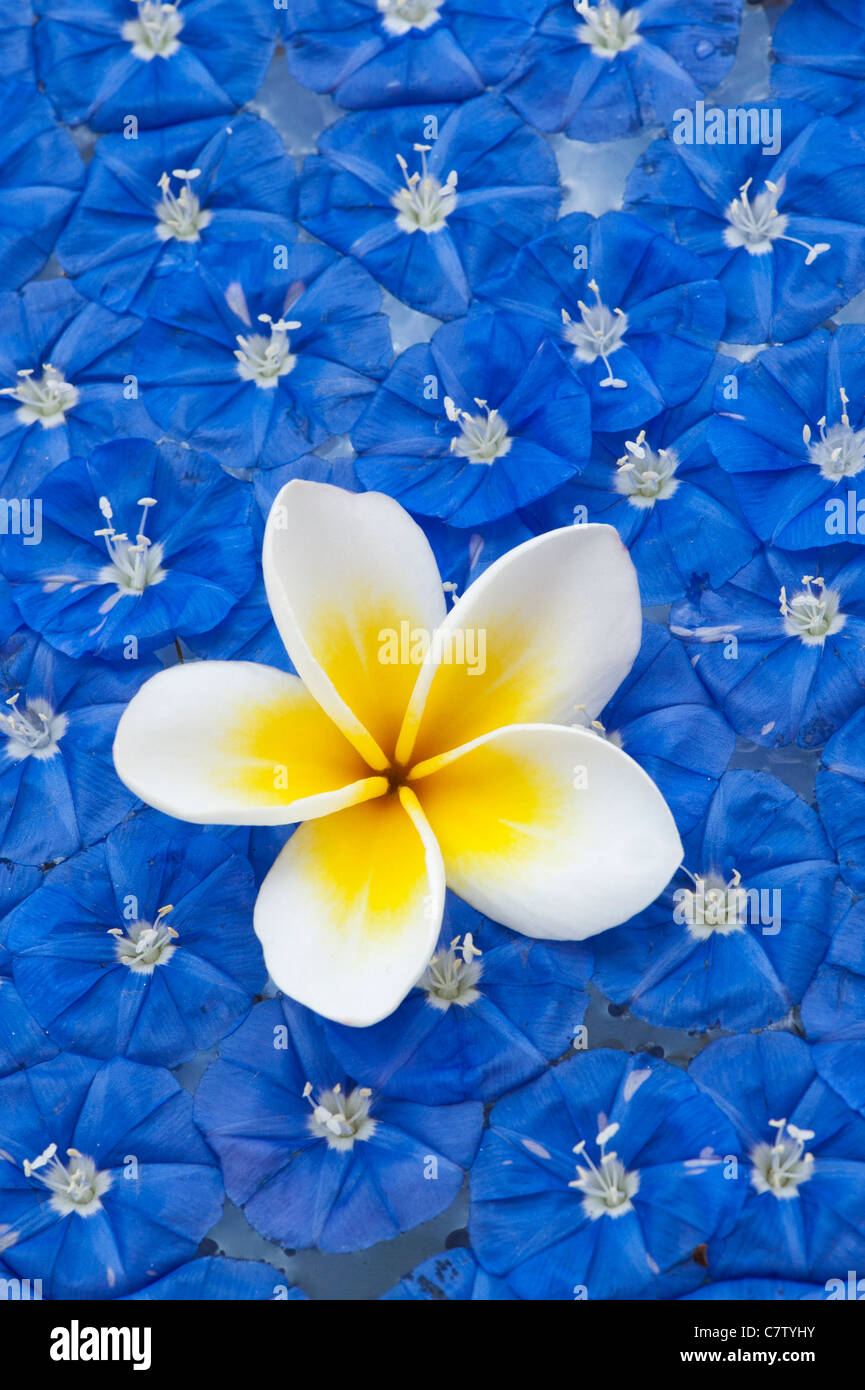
{"left": 575, "top": 0, "right": 642, "bottom": 57}
{"left": 303, "top": 1082, "right": 377, "bottom": 1151}
{"left": 420, "top": 932, "right": 483, "bottom": 1010}
{"left": 444, "top": 396, "right": 512, "bottom": 466}
{"left": 94, "top": 496, "right": 167, "bottom": 605}
{"left": 0, "top": 693, "right": 67, "bottom": 762}
{"left": 0, "top": 364, "right": 79, "bottom": 429}
{"left": 392, "top": 144, "right": 458, "bottom": 234}
{"left": 109, "top": 905, "right": 178, "bottom": 974}
{"left": 377, "top": 0, "right": 443, "bottom": 36}
{"left": 235, "top": 313, "right": 300, "bottom": 388}
{"left": 122, "top": 1, "right": 184, "bottom": 61}
{"left": 569, "top": 1121, "right": 639, "bottom": 1219}
{"left": 562, "top": 280, "right": 629, "bottom": 389}
{"left": 614, "top": 429, "right": 680, "bottom": 507}
{"left": 23, "top": 1144, "right": 112, "bottom": 1219}
{"left": 679, "top": 869, "right": 748, "bottom": 940}
{"left": 155, "top": 168, "right": 212, "bottom": 243}
{"left": 750, "top": 1118, "right": 815, "bottom": 1199}
{"left": 803, "top": 388, "right": 865, "bottom": 482}
{"left": 723, "top": 176, "right": 830, "bottom": 262}
{"left": 780, "top": 575, "right": 845, "bottom": 646}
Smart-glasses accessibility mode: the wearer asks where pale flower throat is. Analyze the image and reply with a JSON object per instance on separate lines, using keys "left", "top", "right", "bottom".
{"left": 122, "top": 1, "right": 184, "bottom": 61}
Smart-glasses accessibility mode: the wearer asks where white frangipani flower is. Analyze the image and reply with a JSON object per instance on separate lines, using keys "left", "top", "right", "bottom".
{"left": 113, "top": 482, "right": 681, "bottom": 1026}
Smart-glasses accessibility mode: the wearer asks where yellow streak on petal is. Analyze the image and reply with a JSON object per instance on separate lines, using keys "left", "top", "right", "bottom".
{"left": 214, "top": 688, "right": 376, "bottom": 807}
{"left": 293, "top": 787, "right": 436, "bottom": 941}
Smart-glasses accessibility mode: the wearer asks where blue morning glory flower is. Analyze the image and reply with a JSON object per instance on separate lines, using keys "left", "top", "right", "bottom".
{"left": 0, "top": 83, "right": 84, "bottom": 292}
{"left": 684, "top": 1278, "right": 828, "bottom": 1301}
{"left": 503, "top": 0, "right": 742, "bottom": 143}
{"left": 135, "top": 240, "right": 393, "bottom": 469}
{"left": 624, "top": 101, "right": 865, "bottom": 343}
{"left": 1, "top": 438, "right": 257, "bottom": 663}
{"left": 33, "top": 0, "right": 279, "bottom": 133}
{"left": 298, "top": 95, "right": 561, "bottom": 320}
{"left": 319, "top": 893, "right": 591, "bottom": 1105}
{"left": 351, "top": 306, "right": 590, "bottom": 526}
{"left": 670, "top": 545, "right": 865, "bottom": 748}
{"left": 690, "top": 1032, "right": 865, "bottom": 1284}
{"left": 124, "top": 1256, "right": 307, "bottom": 1300}
{"left": 284, "top": 0, "right": 546, "bottom": 109}
{"left": 772, "top": 0, "right": 865, "bottom": 123}
{"left": 0, "top": 629, "right": 156, "bottom": 864}
{"left": 0, "top": 2, "right": 36, "bottom": 81}
{"left": 590, "top": 619, "right": 735, "bottom": 835}
{"left": 816, "top": 705, "right": 865, "bottom": 894}
{"left": 0, "top": 860, "right": 58, "bottom": 1078}
{"left": 56, "top": 114, "right": 298, "bottom": 318}
{"left": 0, "top": 278, "right": 157, "bottom": 497}
{"left": 479, "top": 210, "right": 725, "bottom": 433}
{"left": 708, "top": 327, "right": 865, "bottom": 552}
{"left": 194, "top": 995, "right": 483, "bottom": 1253}
{"left": 0, "top": 1051, "right": 224, "bottom": 1299}
{"left": 5, "top": 810, "right": 265, "bottom": 1068}
{"left": 592, "top": 770, "right": 840, "bottom": 1032}
{"left": 469, "top": 1047, "right": 744, "bottom": 1301}
{"left": 801, "top": 896, "right": 865, "bottom": 1044}
{"left": 523, "top": 352, "right": 757, "bottom": 601}
{"left": 381, "top": 1246, "right": 516, "bottom": 1300}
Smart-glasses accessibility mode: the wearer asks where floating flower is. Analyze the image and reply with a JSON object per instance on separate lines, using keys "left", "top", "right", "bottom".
{"left": 592, "top": 770, "right": 840, "bottom": 1032}
{"left": 298, "top": 95, "right": 561, "bottom": 319}
{"left": 816, "top": 705, "right": 865, "bottom": 894}
{"left": 0, "top": 279, "right": 157, "bottom": 497}
{"left": 1, "top": 438, "right": 257, "bottom": 662}
{"left": 479, "top": 211, "right": 724, "bottom": 433}
{"left": 135, "top": 241, "right": 392, "bottom": 469}
{"left": 123, "top": 1256, "right": 306, "bottom": 1301}
{"left": 351, "top": 306, "right": 590, "bottom": 526}
{"left": 503, "top": 0, "right": 742, "bottom": 142}
{"left": 802, "top": 896, "right": 865, "bottom": 1045}
{"left": 319, "top": 893, "right": 591, "bottom": 1104}
{"left": 690, "top": 1033, "right": 865, "bottom": 1284}
{"left": 283, "top": 0, "right": 545, "bottom": 109}
{"left": 194, "top": 996, "right": 483, "bottom": 1251}
{"left": 113, "top": 479, "right": 681, "bottom": 1025}
{"left": 5, "top": 810, "right": 265, "bottom": 1067}
{"left": 0, "top": 630, "right": 156, "bottom": 865}
{"left": 0, "top": 860, "right": 57, "bottom": 1078}
{"left": 709, "top": 327, "right": 865, "bottom": 552}
{"left": 33, "top": 0, "right": 279, "bottom": 132}
{"left": 524, "top": 353, "right": 757, "bottom": 601}
{"left": 0, "top": 1052, "right": 223, "bottom": 1299}
{"left": 381, "top": 1246, "right": 516, "bottom": 1300}
{"left": 469, "top": 1047, "right": 743, "bottom": 1300}
{"left": 0, "top": 84, "right": 84, "bottom": 292}
{"left": 56, "top": 115, "right": 298, "bottom": 318}
{"left": 772, "top": 0, "right": 865, "bottom": 123}
{"left": 625, "top": 101, "right": 865, "bottom": 343}
{"left": 670, "top": 546, "right": 865, "bottom": 748}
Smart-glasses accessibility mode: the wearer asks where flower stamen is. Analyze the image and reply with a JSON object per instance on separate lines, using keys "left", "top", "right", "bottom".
{"left": 391, "top": 144, "right": 458, "bottom": 234}
{"left": 377, "top": 0, "right": 442, "bottom": 36}
{"left": 420, "top": 932, "right": 483, "bottom": 1010}
{"left": 108, "top": 904, "right": 178, "bottom": 973}
{"left": 750, "top": 1118, "right": 815, "bottom": 1199}
{"left": 303, "top": 1081, "right": 377, "bottom": 1151}
{"left": 569, "top": 1121, "right": 639, "bottom": 1219}
{"left": 803, "top": 388, "right": 865, "bottom": 482}
{"left": 94, "top": 495, "right": 167, "bottom": 605}
{"left": 0, "top": 692, "right": 67, "bottom": 762}
{"left": 779, "top": 575, "right": 845, "bottom": 645}
{"left": 723, "top": 176, "right": 830, "bottom": 262}
{"left": 614, "top": 429, "right": 679, "bottom": 506}
{"left": 0, "top": 364, "right": 79, "bottom": 430}
{"left": 575, "top": 0, "right": 642, "bottom": 57}
{"left": 235, "top": 314, "right": 300, "bottom": 389}
{"left": 155, "top": 168, "right": 212, "bottom": 244}
{"left": 23, "top": 1143, "right": 112, "bottom": 1218}
{"left": 444, "top": 395, "right": 512, "bottom": 466}
{"left": 122, "top": 1, "right": 184, "bottom": 61}
{"left": 562, "top": 280, "right": 629, "bottom": 388}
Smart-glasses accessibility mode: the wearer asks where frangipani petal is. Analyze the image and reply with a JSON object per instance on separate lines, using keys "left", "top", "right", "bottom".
{"left": 253, "top": 787, "right": 445, "bottom": 1026}
{"left": 410, "top": 724, "right": 682, "bottom": 940}
{"left": 113, "top": 661, "right": 385, "bottom": 826}
{"left": 397, "top": 524, "right": 641, "bottom": 766}
{"left": 263, "top": 480, "right": 447, "bottom": 769}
